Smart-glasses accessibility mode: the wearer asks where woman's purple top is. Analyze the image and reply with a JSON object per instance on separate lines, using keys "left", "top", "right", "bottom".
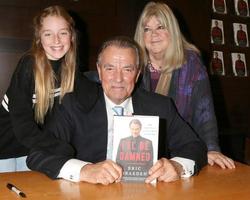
{"left": 142, "top": 50, "right": 220, "bottom": 151}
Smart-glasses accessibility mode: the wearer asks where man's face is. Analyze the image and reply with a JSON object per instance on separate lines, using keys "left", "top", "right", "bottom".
{"left": 130, "top": 123, "right": 141, "bottom": 137}
{"left": 97, "top": 46, "right": 140, "bottom": 104}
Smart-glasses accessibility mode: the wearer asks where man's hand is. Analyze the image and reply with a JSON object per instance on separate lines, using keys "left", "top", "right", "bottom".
{"left": 145, "top": 158, "right": 183, "bottom": 183}
{"left": 208, "top": 151, "right": 235, "bottom": 169}
{"left": 80, "top": 160, "right": 122, "bottom": 185}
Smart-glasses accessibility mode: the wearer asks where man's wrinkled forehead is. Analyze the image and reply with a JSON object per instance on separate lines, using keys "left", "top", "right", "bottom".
{"left": 98, "top": 46, "right": 137, "bottom": 65}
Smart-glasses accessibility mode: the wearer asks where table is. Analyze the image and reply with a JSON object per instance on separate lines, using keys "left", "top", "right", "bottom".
{"left": 0, "top": 162, "right": 249, "bottom": 200}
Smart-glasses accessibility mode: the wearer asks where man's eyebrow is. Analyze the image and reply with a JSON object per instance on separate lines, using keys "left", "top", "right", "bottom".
{"left": 123, "top": 64, "right": 135, "bottom": 67}
{"left": 102, "top": 63, "right": 136, "bottom": 69}
{"left": 103, "top": 63, "right": 114, "bottom": 68}
{"left": 123, "top": 64, "right": 136, "bottom": 69}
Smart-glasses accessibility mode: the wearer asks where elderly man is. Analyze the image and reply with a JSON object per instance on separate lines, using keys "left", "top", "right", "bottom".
{"left": 27, "top": 36, "right": 207, "bottom": 185}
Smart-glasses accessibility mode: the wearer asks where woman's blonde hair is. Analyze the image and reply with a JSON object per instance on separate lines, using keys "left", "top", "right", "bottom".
{"left": 31, "top": 5, "right": 77, "bottom": 123}
{"left": 134, "top": 1, "right": 199, "bottom": 73}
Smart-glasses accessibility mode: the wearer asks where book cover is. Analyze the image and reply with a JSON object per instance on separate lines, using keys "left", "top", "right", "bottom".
{"left": 234, "top": 0, "right": 249, "bottom": 17}
{"left": 112, "top": 115, "right": 159, "bottom": 182}
{"left": 212, "top": 0, "right": 227, "bottom": 14}
{"left": 231, "top": 53, "right": 247, "bottom": 76}
{"left": 233, "top": 23, "right": 249, "bottom": 47}
{"left": 211, "top": 19, "right": 225, "bottom": 45}
{"left": 210, "top": 51, "right": 225, "bottom": 75}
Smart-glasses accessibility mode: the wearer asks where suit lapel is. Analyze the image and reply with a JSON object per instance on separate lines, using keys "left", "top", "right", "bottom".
{"left": 132, "top": 89, "right": 144, "bottom": 115}
{"left": 86, "top": 88, "right": 108, "bottom": 161}
{"left": 98, "top": 89, "right": 108, "bottom": 158}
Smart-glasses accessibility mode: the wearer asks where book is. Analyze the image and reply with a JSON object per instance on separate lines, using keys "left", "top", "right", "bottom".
{"left": 231, "top": 53, "right": 247, "bottom": 76}
{"left": 210, "top": 50, "right": 225, "bottom": 75}
{"left": 233, "top": 23, "right": 249, "bottom": 47}
{"left": 112, "top": 115, "right": 159, "bottom": 182}
{"left": 211, "top": 19, "right": 225, "bottom": 45}
{"left": 212, "top": 0, "right": 227, "bottom": 14}
{"left": 234, "top": 0, "right": 249, "bottom": 17}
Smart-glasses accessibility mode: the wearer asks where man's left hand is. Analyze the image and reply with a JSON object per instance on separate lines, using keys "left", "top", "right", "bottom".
{"left": 145, "top": 158, "right": 182, "bottom": 183}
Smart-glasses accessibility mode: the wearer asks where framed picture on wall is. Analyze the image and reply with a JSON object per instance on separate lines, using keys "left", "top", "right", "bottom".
{"left": 233, "top": 23, "right": 249, "bottom": 47}
{"left": 234, "top": 0, "right": 249, "bottom": 17}
{"left": 211, "top": 19, "right": 225, "bottom": 45}
{"left": 210, "top": 50, "right": 225, "bottom": 75}
{"left": 212, "top": 0, "right": 227, "bottom": 14}
{"left": 231, "top": 53, "right": 247, "bottom": 76}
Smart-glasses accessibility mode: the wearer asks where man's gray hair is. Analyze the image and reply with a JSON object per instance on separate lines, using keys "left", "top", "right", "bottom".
{"left": 97, "top": 36, "right": 142, "bottom": 70}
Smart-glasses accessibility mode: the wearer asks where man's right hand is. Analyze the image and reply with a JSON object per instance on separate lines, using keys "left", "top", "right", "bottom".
{"left": 80, "top": 160, "right": 122, "bottom": 185}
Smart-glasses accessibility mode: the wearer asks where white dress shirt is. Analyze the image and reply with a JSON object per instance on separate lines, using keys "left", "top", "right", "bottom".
{"left": 58, "top": 94, "right": 195, "bottom": 182}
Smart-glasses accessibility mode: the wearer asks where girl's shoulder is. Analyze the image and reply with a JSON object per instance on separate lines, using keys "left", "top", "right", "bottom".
{"left": 9, "top": 53, "right": 36, "bottom": 88}
{"left": 14, "top": 53, "right": 35, "bottom": 77}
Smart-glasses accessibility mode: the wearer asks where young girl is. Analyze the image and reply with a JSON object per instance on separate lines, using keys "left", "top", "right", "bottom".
{"left": 0, "top": 5, "right": 77, "bottom": 172}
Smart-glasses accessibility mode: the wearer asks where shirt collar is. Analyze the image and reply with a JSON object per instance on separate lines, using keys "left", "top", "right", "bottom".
{"left": 103, "top": 93, "right": 133, "bottom": 115}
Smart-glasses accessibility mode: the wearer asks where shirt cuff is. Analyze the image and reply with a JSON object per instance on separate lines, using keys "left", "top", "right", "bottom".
{"left": 57, "top": 159, "right": 91, "bottom": 182}
{"left": 171, "top": 157, "right": 195, "bottom": 178}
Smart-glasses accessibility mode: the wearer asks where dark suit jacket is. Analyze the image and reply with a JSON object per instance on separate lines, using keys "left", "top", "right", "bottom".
{"left": 27, "top": 81, "right": 207, "bottom": 179}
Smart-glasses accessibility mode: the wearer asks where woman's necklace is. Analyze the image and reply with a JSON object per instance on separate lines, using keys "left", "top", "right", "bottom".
{"left": 148, "top": 61, "right": 162, "bottom": 73}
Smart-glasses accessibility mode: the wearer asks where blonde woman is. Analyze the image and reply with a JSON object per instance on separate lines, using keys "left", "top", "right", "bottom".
{"left": 0, "top": 5, "right": 78, "bottom": 172}
{"left": 135, "top": 1, "right": 235, "bottom": 169}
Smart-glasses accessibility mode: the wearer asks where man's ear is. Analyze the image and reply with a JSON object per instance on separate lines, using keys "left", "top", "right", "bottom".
{"left": 96, "top": 63, "right": 102, "bottom": 81}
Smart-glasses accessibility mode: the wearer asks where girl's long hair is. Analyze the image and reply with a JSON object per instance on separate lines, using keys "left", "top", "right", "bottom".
{"left": 31, "top": 5, "right": 77, "bottom": 123}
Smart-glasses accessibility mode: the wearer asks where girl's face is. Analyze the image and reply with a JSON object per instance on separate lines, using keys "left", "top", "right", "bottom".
{"left": 40, "top": 15, "right": 71, "bottom": 60}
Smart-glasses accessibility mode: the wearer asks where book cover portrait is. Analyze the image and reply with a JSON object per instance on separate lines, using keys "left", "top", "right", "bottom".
{"left": 112, "top": 115, "right": 159, "bottom": 182}
{"left": 233, "top": 23, "right": 249, "bottom": 47}
{"left": 211, "top": 51, "right": 225, "bottom": 75}
{"left": 234, "top": 0, "right": 249, "bottom": 17}
{"left": 212, "top": 0, "right": 227, "bottom": 14}
{"left": 211, "top": 19, "right": 225, "bottom": 45}
{"left": 231, "top": 53, "right": 247, "bottom": 76}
